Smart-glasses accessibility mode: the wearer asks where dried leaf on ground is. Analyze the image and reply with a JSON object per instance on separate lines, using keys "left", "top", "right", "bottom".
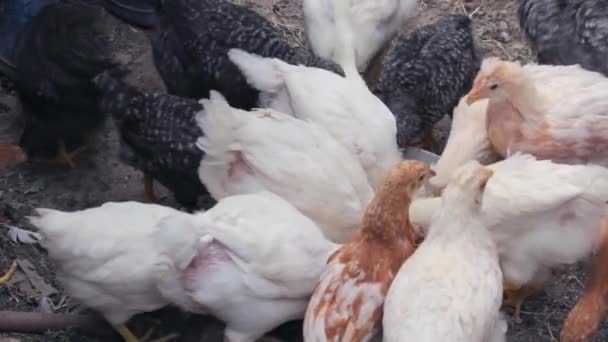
{"left": 5, "top": 224, "right": 42, "bottom": 244}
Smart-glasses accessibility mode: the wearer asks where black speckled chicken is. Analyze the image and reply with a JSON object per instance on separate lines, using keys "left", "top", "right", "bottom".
{"left": 151, "top": 0, "right": 342, "bottom": 109}
{"left": 373, "top": 14, "right": 481, "bottom": 150}
{"left": 15, "top": 0, "right": 118, "bottom": 167}
{"left": 92, "top": 70, "right": 211, "bottom": 210}
{"left": 519, "top": 0, "right": 608, "bottom": 75}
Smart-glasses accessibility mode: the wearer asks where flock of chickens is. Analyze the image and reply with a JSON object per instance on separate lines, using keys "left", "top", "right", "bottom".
{"left": 1, "top": 0, "right": 608, "bottom": 341}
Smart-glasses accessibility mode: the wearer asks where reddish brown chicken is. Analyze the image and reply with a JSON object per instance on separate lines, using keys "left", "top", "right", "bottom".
{"left": 561, "top": 217, "right": 608, "bottom": 342}
{"left": 0, "top": 143, "right": 27, "bottom": 174}
{"left": 303, "top": 160, "right": 435, "bottom": 341}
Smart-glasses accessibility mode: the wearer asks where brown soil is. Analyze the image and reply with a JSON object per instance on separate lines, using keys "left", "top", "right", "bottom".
{"left": 0, "top": 0, "right": 605, "bottom": 341}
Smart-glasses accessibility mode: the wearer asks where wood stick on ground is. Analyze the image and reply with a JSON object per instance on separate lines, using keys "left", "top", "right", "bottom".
{"left": 0, "top": 311, "right": 113, "bottom": 337}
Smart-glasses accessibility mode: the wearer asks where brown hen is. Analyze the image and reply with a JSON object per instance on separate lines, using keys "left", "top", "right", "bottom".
{"left": 303, "top": 160, "right": 434, "bottom": 342}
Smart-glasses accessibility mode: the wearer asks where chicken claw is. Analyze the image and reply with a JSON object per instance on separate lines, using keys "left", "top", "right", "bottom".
{"left": 114, "top": 324, "right": 141, "bottom": 342}
{"left": 0, "top": 260, "right": 17, "bottom": 285}
{"left": 503, "top": 283, "right": 542, "bottom": 323}
{"left": 143, "top": 174, "right": 157, "bottom": 203}
{"left": 54, "top": 141, "right": 85, "bottom": 168}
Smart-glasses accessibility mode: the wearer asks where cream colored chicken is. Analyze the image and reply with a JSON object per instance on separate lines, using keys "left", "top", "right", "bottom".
{"left": 161, "top": 191, "right": 337, "bottom": 342}
{"left": 467, "top": 58, "right": 608, "bottom": 166}
{"left": 28, "top": 201, "right": 203, "bottom": 342}
{"left": 228, "top": 0, "right": 401, "bottom": 189}
{"left": 196, "top": 91, "right": 374, "bottom": 243}
{"left": 303, "top": 0, "right": 416, "bottom": 80}
{"left": 429, "top": 96, "right": 500, "bottom": 193}
{"left": 383, "top": 161, "right": 506, "bottom": 342}
{"left": 410, "top": 153, "right": 608, "bottom": 321}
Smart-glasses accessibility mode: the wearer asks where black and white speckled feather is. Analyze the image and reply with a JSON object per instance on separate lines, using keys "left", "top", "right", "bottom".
{"left": 151, "top": 0, "right": 343, "bottom": 109}
{"left": 373, "top": 15, "right": 481, "bottom": 148}
{"left": 92, "top": 70, "right": 211, "bottom": 210}
{"left": 519, "top": 0, "right": 608, "bottom": 75}
{"left": 15, "top": 0, "right": 118, "bottom": 158}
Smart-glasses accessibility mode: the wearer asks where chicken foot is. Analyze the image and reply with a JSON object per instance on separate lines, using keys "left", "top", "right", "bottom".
{"left": 0, "top": 261, "right": 17, "bottom": 285}
{"left": 114, "top": 324, "right": 178, "bottom": 342}
{"left": 143, "top": 174, "right": 157, "bottom": 203}
{"left": 53, "top": 141, "right": 86, "bottom": 169}
{"left": 503, "top": 282, "right": 543, "bottom": 323}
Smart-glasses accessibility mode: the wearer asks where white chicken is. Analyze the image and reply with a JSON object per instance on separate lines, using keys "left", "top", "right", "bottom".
{"left": 383, "top": 161, "right": 506, "bottom": 342}
{"left": 29, "top": 201, "right": 202, "bottom": 342}
{"left": 303, "top": 0, "right": 416, "bottom": 78}
{"left": 196, "top": 91, "right": 374, "bottom": 243}
{"left": 429, "top": 97, "right": 500, "bottom": 193}
{"left": 410, "top": 153, "right": 608, "bottom": 321}
{"left": 160, "top": 191, "right": 338, "bottom": 342}
{"left": 228, "top": 0, "right": 401, "bottom": 190}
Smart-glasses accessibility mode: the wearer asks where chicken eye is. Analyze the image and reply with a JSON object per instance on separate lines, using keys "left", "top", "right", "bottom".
{"left": 489, "top": 84, "right": 498, "bottom": 90}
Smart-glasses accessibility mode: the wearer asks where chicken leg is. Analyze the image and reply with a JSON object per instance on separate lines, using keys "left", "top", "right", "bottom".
{"left": 143, "top": 174, "right": 157, "bottom": 203}
{"left": 0, "top": 260, "right": 17, "bottom": 285}
{"left": 114, "top": 324, "right": 177, "bottom": 342}
{"left": 53, "top": 141, "right": 86, "bottom": 168}
{"left": 503, "top": 282, "right": 543, "bottom": 322}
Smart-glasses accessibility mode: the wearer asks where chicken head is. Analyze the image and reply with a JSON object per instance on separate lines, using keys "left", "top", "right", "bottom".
{"left": 467, "top": 57, "right": 524, "bottom": 105}
{"left": 442, "top": 160, "right": 494, "bottom": 209}
{"left": 303, "top": 160, "right": 434, "bottom": 342}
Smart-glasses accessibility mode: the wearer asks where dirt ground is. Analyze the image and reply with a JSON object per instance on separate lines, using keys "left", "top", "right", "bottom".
{"left": 0, "top": 0, "right": 606, "bottom": 341}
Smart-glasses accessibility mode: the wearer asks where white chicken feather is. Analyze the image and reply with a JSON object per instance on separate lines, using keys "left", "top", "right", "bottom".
{"left": 196, "top": 91, "right": 374, "bottom": 243}
{"left": 412, "top": 153, "right": 608, "bottom": 301}
{"left": 164, "top": 191, "right": 338, "bottom": 342}
{"left": 303, "top": 0, "right": 416, "bottom": 72}
{"left": 430, "top": 97, "right": 500, "bottom": 192}
{"left": 482, "top": 153, "right": 608, "bottom": 287}
{"left": 229, "top": 0, "right": 401, "bottom": 191}
{"left": 228, "top": 48, "right": 401, "bottom": 189}
{"left": 28, "top": 201, "right": 204, "bottom": 338}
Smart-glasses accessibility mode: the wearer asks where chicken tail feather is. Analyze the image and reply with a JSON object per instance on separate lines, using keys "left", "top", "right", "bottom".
{"left": 332, "top": 0, "right": 360, "bottom": 79}
{"left": 154, "top": 213, "right": 206, "bottom": 269}
{"left": 195, "top": 91, "right": 241, "bottom": 160}
{"left": 228, "top": 49, "right": 285, "bottom": 94}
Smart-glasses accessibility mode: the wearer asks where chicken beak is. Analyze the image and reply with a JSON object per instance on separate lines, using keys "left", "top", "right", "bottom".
{"left": 428, "top": 169, "right": 436, "bottom": 177}
{"left": 466, "top": 89, "right": 482, "bottom": 105}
